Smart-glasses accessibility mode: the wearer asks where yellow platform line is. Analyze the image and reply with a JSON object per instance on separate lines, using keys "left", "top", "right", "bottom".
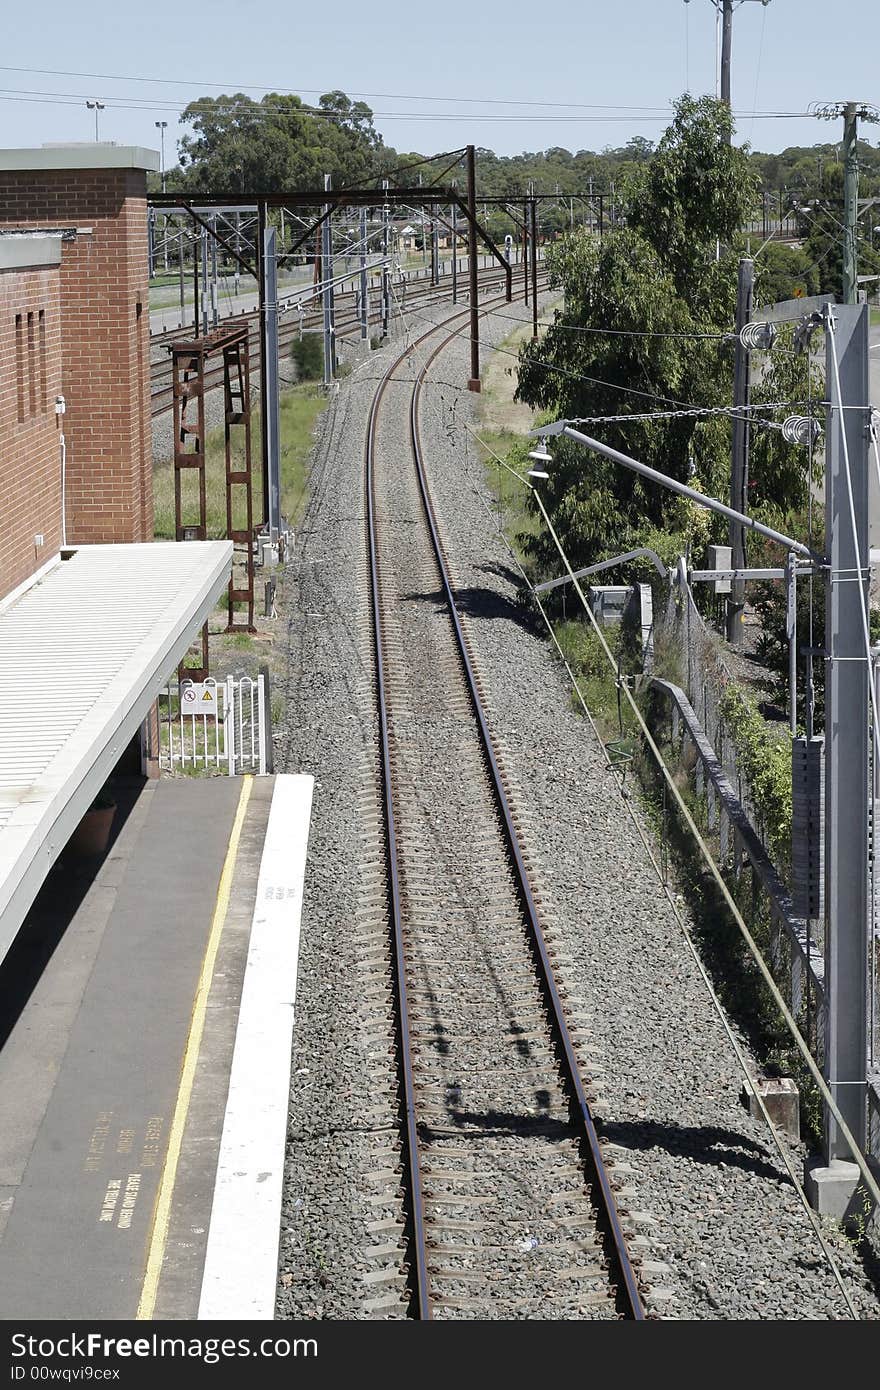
{"left": 137, "top": 774, "right": 254, "bottom": 1320}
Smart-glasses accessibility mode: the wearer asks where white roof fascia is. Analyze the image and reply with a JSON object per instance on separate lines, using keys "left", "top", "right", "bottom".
{"left": 0, "top": 146, "right": 160, "bottom": 173}
{"left": 0, "top": 540, "right": 232, "bottom": 961}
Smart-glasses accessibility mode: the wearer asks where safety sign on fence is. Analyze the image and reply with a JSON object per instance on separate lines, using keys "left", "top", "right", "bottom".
{"left": 158, "top": 674, "right": 267, "bottom": 775}
{"left": 180, "top": 680, "right": 219, "bottom": 717}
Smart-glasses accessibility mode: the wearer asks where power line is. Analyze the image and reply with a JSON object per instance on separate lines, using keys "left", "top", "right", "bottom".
{"left": 489, "top": 311, "right": 729, "bottom": 341}
{"left": 398, "top": 297, "right": 815, "bottom": 429}
{"left": 0, "top": 82, "right": 821, "bottom": 123}
{"left": 0, "top": 63, "right": 693, "bottom": 113}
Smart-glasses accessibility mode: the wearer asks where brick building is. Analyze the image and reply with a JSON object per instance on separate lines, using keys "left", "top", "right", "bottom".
{"left": 0, "top": 232, "right": 64, "bottom": 597}
{"left": 0, "top": 145, "right": 157, "bottom": 588}
{"left": 0, "top": 147, "right": 232, "bottom": 963}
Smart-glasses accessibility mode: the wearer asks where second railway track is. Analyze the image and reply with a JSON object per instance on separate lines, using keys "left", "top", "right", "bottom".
{"left": 362, "top": 301, "right": 646, "bottom": 1319}
{"left": 149, "top": 265, "right": 545, "bottom": 418}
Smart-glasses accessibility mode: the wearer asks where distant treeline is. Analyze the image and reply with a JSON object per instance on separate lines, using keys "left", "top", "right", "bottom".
{"left": 154, "top": 92, "right": 880, "bottom": 203}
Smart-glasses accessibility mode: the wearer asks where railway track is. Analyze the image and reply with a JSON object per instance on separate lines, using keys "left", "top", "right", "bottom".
{"left": 149, "top": 264, "right": 540, "bottom": 419}
{"left": 361, "top": 301, "right": 645, "bottom": 1319}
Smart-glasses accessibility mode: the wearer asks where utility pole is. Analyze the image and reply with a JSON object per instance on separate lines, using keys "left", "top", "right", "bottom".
{"left": 200, "top": 226, "right": 209, "bottom": 337}
{"left": 262, "top": 225, "right": 281, "bottom": 543}
{"left": 727, "top": 256, "right": 754, "bottom": 643}
{"left": 466, "top": 144, "right": 480, "bottom": 392}
{"left": 530, "top": 198, "right": 539, "bottom": 339}
{"left": 178, "top": 228, "right": 185, "bottom": 326}
{"left": 686, "top": 1, "right": 771, "bottom": 121}
{"left": 192, "top": 214, "right": 199, "bottom": 338}
{"left": 359, "top": 206, "right": 369, "bottom": 339}
{"left": 720, "top": 0, "right": 733, "bottom": 105}
{"left": 257, "top": 201, "right": 269, "bottom": 525}
{"left": 843, "top": 102, "right": 859, "bottom": 304}
{"left": 451, "top": 198, "right": 458, "bottom": 304}
{"left": 821, "top": 301, "right": 870, "bottom": 1182}
{"left": 321, "top": 174, "right": 336, "bottom": 385}
{"left": 210, "top": 214, "right": 219, "bottom": 329}
{"left": 381, "top": 179, "right": 390, "bottom": 338}
{"left": 811, "top": 101, "right": 880, "bottom": 303}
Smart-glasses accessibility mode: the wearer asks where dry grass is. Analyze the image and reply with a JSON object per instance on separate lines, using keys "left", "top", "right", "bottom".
{"left": 153, "top": 384, "right": 327, "bottom": 540}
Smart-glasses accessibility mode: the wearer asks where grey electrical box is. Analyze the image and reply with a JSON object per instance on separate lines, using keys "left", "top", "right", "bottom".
{"left": 588, "top": 585, "right": 631, "bottom": 626}
{"left": 709, "top": 544, "right": 732, "bottom": 595}
{"left": 792, "top": 735, "right": 824, "bottom": 920}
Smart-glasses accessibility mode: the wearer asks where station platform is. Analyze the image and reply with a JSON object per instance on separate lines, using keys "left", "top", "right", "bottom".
{"left": 0, "top": 772, "right": 313, "bottom": 1321}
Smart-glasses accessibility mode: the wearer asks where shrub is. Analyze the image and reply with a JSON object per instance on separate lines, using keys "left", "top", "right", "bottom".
{"left": 290, "top": 334, "right": 324, "bottom": 382}
{"left": 719, "top": 683, "right": 792, "bottom": 866}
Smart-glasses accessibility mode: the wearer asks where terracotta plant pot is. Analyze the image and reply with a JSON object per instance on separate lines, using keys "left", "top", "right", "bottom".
{"left": 70, "top": 803, "right": 116, "bottom": 857}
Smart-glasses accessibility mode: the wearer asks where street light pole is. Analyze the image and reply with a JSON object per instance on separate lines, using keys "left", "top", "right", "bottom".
{"left": 155, "top": 120, "right": 169, "bottom": 272}
{"left": 86, "top": 100, "right": 105, "bottom": 142}
{"left": 154, "top": 121, "right": 168, "bottom": 192}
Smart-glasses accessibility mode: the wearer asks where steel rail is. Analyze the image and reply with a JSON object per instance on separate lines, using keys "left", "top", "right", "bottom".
{"left": 365, "top": 294, "right": 525, "bottom": 1318}
{"left": 407, "top": 333, "right": 646, "bottom": 1322}
{"left": 364, "top": 313, "right": 465, "bottom": 1320}
{"left": 365, "top": 291, "right": 644, "bottom": 1320}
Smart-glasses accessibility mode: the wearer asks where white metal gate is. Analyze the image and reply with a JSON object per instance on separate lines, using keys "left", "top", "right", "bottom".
{"left": 158, "top": 674, "right": 267, "bottom": 775}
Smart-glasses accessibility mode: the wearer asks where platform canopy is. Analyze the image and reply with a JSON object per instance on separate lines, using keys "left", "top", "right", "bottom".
{"left": 0, "top": 541, "right": 232, "bottom": 961}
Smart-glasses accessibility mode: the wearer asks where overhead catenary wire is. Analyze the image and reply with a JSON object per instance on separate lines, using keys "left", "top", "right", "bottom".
{"left": 340, "top": 148, "right": 466, "bottom": 193}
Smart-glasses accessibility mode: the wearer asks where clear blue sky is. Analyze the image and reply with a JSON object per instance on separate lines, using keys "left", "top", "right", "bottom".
{"left": 1, "top": 0, "right": 877, "bottom": 168}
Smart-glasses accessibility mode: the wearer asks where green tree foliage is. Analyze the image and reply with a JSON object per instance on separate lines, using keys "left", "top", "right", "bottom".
{"left": 752, "top": 242, "right": 819, "bottom": 304}
{"left": 175, "top": 92, "right": 390, "bottom": 192}
{"left": 513, "top": 96, "right": 816, "bottom": 580}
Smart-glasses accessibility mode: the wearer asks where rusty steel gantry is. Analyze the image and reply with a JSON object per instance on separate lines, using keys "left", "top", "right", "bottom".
{"left": 171, "top": 322, "right": 256, "bottom": 680}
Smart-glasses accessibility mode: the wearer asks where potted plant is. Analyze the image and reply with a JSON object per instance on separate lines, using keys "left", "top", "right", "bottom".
{"left": 70, "top": 785, "right": 117, "bottom": 857}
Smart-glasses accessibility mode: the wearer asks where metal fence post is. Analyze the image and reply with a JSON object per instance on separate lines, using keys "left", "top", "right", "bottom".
{"left": 259, "top": 663, "right": 274, "bottom": 775}
{"left": 257, "top": 673, "right": 267, "bottom": 775}
{"left": 225, "top": 675, "right": 236, "bottom": 776}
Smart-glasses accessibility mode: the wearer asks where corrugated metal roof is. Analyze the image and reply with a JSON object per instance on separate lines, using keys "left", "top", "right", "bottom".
{"left": 0, "top": 541, "right": 232, "bottom": 961}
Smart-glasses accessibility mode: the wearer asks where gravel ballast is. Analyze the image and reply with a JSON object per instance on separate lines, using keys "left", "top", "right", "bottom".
{"left": 275, "top": 295, "right": 879, "bottom": 1320}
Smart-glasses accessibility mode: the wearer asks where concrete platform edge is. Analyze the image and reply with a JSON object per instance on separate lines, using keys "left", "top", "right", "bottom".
{"left": 197, "top": 774, "right": 314, "bottom": 1320}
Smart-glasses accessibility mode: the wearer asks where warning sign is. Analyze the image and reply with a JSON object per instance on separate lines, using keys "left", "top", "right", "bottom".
{"left": 180, "top": 681, "right": 218, "bottom": 717}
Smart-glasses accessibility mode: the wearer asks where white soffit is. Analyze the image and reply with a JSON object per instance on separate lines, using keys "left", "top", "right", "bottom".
{"left": 0, "top": 541, "right": 232, "bottom": 960}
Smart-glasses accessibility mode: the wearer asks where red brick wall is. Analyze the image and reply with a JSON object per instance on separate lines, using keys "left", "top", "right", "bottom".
{"left": 0, "top": 265, "right": 63, "bottom": 597}
{"left": 0, "top": 169, "right": 153, "bottom": 546}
